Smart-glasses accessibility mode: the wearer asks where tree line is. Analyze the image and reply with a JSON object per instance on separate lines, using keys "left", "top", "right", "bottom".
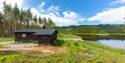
{"left": 0, "top": 2, "right": 55, "bottom": 37}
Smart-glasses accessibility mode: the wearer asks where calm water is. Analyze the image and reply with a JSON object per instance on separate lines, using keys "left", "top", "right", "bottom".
{"left": 96, "top": 40, "right": 125, "bottom": 49}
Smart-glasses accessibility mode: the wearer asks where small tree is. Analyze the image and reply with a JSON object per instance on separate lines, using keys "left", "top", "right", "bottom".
{"left": 38, "top": 16, "right": 42, "bottom": 26}
{"left": 42, "top": 17, "right": 47, "bottom": 29}
{"left": 47, "top": 17, "right": 55, "bottom": 29}
{"left": 33, "top": 15, "right": 38, "bottom": 29}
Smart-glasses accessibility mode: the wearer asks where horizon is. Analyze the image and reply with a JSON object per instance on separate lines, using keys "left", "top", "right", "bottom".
{"left": 0, "top": 0, "right": 125, "bottom": 26}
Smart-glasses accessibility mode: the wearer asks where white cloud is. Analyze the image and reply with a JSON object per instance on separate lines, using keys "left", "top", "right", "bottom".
{"left": 63, "top": 11, "right": 79, "bottom": 18}
{"left": 0, "top": 0, "right": 24, "bottom": 12}
{"left": 0, "top": 0, "right": 24, "bottom": 8}
{"left": 0, "top": 0, "right": 85, "bottom": 26}
{"left": 88, "top": 6, "right": 125, "bottom": 24}
{"left": 47, "top": 5, "right": 60, "bottom": 16}
{"left": 110, "top": 0, "right": 125, "bottom": 5}
{"left": 30, "top": 2, "right": 86, "bottom": 26}
{"left": 39, "top": 2, "right": 45, "bottom": 8}
{"left": 38, "top": 2, "right": 45, "bottom": 12}
{"left": 31, "top": 7, "right": 85, "bottom": 26}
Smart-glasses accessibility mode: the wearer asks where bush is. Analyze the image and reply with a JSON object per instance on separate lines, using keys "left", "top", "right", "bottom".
{"left": 52, "top": 39, "right": 65, "bottom": 46}
{"left": 74, "top": 42, "right": 80, "bottom": 47}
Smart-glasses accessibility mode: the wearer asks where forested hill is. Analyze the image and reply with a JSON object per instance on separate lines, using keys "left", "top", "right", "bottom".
{"left": 57, "top": 24, "right": 125, "bottom": 34}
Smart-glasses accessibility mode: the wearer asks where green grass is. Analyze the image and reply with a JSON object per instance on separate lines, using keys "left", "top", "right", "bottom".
{"left": 58, "top": 33, "right": 81, "bottom": 39}
{"left": 0, "top": 34, "right": 125, "bottom": 63}
{"left": 65, "top": 41, "right": 125, "bottom": 63}
{"left": 0, "top": 45, "right": 8, "bottom": 48}
{"left": 0, "top": 37, "right": 14, "bottom": 42}
{"left": 0, "top": 53, "right": 67, "bottom": 63}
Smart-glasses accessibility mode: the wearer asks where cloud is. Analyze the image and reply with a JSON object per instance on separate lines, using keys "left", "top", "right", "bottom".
{"left": 39, "top": 2, "right": 45, "bottom": 8}
{"left": 88, "top": 6, "right": 125, "bottom": 24}
{"left": 0, "top": 0, "right": 24, "bottom": 12}
{"left": 31, "top": 7, "right": 85, "bottom": 26}
{"left": 30, "top": 1, "right": 86, "bottom": 26}
{"left": 47, "top": 5, "right": 60, "bottom": 16}
{"left": 0, "top": 0, "right": 85, "bottom": 26}
{"left": 110, "top": 0, "right": 125, "bottom": 5}
{"left": 0, "top": 0, "right": 24, "bottom": 8}
{"left": 38, "top": 2, "right": 45, "bottom": 12}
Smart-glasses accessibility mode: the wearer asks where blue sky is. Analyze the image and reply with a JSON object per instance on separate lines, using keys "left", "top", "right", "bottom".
{"left": 0, "top": 0, "right": 125, "bottom": 26}
{"left": 23, "top": 0, "right": 112, "bottom": 17}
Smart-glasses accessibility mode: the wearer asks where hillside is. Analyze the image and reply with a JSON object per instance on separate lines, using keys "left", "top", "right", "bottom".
{"left": 57, "top": 24, "right": 125, "bottom": 34}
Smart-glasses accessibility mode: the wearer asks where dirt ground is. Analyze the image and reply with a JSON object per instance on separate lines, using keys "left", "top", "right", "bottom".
{"left": 0, "top": 45, "right": 66, "bottom": 54}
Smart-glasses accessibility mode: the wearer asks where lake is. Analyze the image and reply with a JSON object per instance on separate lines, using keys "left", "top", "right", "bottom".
{"left": 96, "top": 40, "right": 125, "bottom": 49}
{"left": 80, "top": 34, "right": 125, "bottom": 40}
{"left": 79, "top": 34, "right": 125, "bottom": 49}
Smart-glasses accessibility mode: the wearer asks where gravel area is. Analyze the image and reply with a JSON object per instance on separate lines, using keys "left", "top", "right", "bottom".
{"left": 0, "top": 42, "right": 65, "bottom": 54}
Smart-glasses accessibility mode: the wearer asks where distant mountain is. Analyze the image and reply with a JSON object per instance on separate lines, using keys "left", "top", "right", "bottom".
{"left": 57, "top": 24, "right": 125, "bottom": 34}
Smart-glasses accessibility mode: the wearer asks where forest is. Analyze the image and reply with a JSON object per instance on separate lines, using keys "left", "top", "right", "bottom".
{"left": 0, "top": 2, "right": 55, "bottom": 37}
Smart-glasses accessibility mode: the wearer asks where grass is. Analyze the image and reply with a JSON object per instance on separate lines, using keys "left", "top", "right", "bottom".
{"left": 0, "top": 37, "right": 14, "bottom": 42}
{"left": 0, "top": 45, "right": 8, "bottom": 48}
{"left": 58, "top": 33, "right": 81, "bottom": 39}
{"left": 0, "top": 34, "right": 125, "bottom": 63}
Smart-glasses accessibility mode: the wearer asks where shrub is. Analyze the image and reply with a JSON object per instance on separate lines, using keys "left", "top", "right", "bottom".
{"left": 74, "top": 42, "right": 80, "bottom": 47}
{"left": 52, "top": 39, "right": 65, "bottom": 46}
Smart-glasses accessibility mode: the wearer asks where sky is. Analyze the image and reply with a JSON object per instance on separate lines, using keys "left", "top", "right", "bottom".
{"left": 0, "top": 0, "right": 125, "bottom": 26}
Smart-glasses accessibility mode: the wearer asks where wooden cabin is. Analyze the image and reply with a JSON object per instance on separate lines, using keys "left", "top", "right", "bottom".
{"left": 14, "top": 29, "right": 58, "bottom": 45}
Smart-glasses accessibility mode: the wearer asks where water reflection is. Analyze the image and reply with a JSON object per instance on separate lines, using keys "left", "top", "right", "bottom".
{"left": 96, "top": 40, "right": 125, "bottom": 49}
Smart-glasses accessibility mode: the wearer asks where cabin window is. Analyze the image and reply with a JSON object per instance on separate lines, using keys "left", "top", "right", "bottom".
{"left": 22, "top": 34, "right": 26, "bottom": 38}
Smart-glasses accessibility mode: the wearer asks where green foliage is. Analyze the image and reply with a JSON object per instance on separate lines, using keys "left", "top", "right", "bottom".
{"left": 57, "top": 25, "right": 125, "bottom": 34}
{"left": 52, "top": 39, "right": 65, "bottom": 46}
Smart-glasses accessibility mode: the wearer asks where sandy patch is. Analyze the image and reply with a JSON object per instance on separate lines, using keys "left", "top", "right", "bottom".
{"left": 0, "top": 45, "right": 66, "bottom": 54}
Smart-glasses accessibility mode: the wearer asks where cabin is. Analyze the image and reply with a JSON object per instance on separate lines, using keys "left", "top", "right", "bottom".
{"left": 14, "top": 29, "right": 58, "bottom": 45}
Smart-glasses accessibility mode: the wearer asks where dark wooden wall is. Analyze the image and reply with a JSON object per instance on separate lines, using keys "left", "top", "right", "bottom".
{"left": 15, "top": 31, "right": 57, "bottom": 45}
{"left": 15, "top": 32, "right": 36, "bottom": 42}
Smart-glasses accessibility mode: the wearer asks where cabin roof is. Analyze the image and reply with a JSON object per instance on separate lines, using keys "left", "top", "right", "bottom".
{"left": 34, "top": 30, "right": 56, "bottom": 35}
{"left": 14, "top": 29, "right": 56, "bottom": 35}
